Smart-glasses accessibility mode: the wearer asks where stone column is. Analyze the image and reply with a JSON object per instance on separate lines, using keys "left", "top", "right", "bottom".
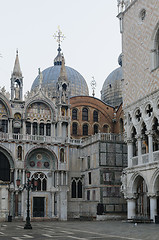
{"left": 146, "top": 131, "right": 153, "bottom": 162}
{"left": 68, "top": 108, "right": 71, "bottom": 138}
{"left": 51, "top": 192, "right": 55, "bottom": 217}
{"left": 53, "top": 124, "right": 56, "bottom": 137}
{"left": 61, "top": 171, "right": 63, "bottom": 186}
{"left": 137, "top": 135, "right": 142, "bottom": 165}
{"left": 44, "top": 124, "right": 46, "bottom": 136}
{"left": 31, "top": 123, "right": 33, "bottom": 136}
{"left": 9, "top": 119, "right": 13, "bottom": 139}
{"left": 127, "top": 198, "right": 136, "bottom": 219}
{"left": 1, "top": 186, "right": 9, "bottom": 219}
{"left": 56, "top": 171, "right": 59, "bottom": 186}
{"left": 37, "top": 124, "right": 39, "bottom": 136}
{"left": 23, "top": 121, "right": 26, "bottom": 140}
{"left": 66, "top": 171, "right": 68, "bottom": 185}
{"left": 14, "top": 169, "right": 18, "bottom": 185}
{"left": 10, "top": 191, "right": 14, "bottom": 217}
{"left": 15, "top": 192, "right": 19, "bottom": 217}
{"left": 51, "top": 123, "right": 54, "bottom": 137}
{"left": 127, "top": 139, "right": 133, "bottom": 167}
{"left": 22, "top": 170, "right": 25, "bottom": 185}
{"left": 58, "top": 186, "right": 68, "bottom": 220}
{"left": 150, "top": 196, "right": 157, "bottom": 222}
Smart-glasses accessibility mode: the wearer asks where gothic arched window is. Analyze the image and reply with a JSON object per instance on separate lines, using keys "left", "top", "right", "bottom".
{"left": 46, "top": 123, "right": 51, "bottom": 136}
{"left": 31, "top": 172, "right": 47, "bottom": 191}
{"left": 77, "top": 180, "right": 82, "bottom": 198}
{"left": 26, "top": 122, "right": 31, "bottom": 135}
{"left": 60, "top": 148, "right": 64, "bottom": 163}
{"left": 83, "top": 124, "right": 88, "bottom": 136}
{"left": 103, "top": 124, "right": 110, "bottom": 133}
{"left": 72, "top": 122, "right": 78, "bottom": 135}
{"left": 0, "top": 120, "right": 8, "bottom": 133}
{"left": 82, "top": 108, "right": 88, "bottom": 121}
{"left": 94, "top": 124, "right": 98, "bottom": 134}
{"left": 33, "top": 122, "right": 38, "bottom": 135}
{"left": 93, "top": 110, "right": 98, "bottom": 122}
{"left": 71, "top": 178, "right": 82, "bottom": 198}
{"left": 71, "top": 180, "right": 76, "bottom": 198}
{"left": 18, "top": 146, "right": 22, "bottom": 160}
{"left": 39, "top": 123, "right": 44, "bottom": 135}
{"left": 72, "top": 108, "right": 77, "bottom": 120}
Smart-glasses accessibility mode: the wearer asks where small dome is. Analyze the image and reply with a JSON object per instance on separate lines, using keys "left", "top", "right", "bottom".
{"left": 31, "top": 65, "right": 89, "bottom": 97}
{"left": 101, "top": 57, "right": 123, "bottom": 107}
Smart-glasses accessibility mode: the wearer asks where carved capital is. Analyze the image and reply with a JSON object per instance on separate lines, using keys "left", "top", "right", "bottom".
{"left": 135, "top": 134, "right": 142, "bottom": 140}
{"left": 127, "top": 138, "right": 133, "bottom": 144}
{"left": 145, "top": 130, "right": 154, "bottom": 136}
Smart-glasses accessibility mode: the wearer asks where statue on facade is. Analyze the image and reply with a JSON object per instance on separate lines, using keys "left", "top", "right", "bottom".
{"left": 14, "top": 83, "right": 20, "bottom": 100}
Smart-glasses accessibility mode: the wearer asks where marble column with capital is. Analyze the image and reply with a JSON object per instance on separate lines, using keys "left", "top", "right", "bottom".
{"left": 146, "top": 130, "right": 153, "bottom": 162}
{"left": 136, "top": 135, "right": 142, "bottom": 165}
{"left": 127, "top": 139, "right": 133, "bottom": 167}
{"left": 127, "top": 198, "right": 136, "bottom": 219}
{"left": 150, "top": 196, "right": 157, "bottom": 222}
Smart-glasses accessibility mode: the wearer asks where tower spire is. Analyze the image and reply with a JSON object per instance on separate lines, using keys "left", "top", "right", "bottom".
{"left": 11, "top": 50, "right": 23, "bottom": 101}
{"left": 12, "top": 49, "right": 22, "bottom": 78}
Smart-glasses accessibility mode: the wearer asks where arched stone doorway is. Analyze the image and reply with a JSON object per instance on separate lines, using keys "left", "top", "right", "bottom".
{"left": 133, "top": 175, "right": 150, "bottom": 217}
{"left": 0, "top": 152, "right": 10, "bottom": 182}
{"left": 0, "top": 148, "right": 14, "bottom": 220}
{"left": 153, "top": 174, "right": 159, "bottom": 216}
{"left": 22, "top": 146, "right": 69, "bottom": 220}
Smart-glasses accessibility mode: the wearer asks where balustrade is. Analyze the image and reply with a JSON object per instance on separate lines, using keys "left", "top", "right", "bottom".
{"left": 0, "top": 131, "right": 124, "bottom": 147}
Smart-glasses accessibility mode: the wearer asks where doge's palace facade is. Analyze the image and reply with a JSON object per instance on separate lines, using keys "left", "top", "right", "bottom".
{"left": 118, "top": 0, "right": 159, "bottom": 221}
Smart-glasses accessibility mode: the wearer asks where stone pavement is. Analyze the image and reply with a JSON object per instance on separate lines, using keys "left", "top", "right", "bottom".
{"left": 0, "top": 220, "right": 159, "bottom": 240}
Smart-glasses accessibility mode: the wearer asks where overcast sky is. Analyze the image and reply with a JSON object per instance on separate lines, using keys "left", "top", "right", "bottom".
{"left": 0, "top": 0, "right": 121, "bottom": 99}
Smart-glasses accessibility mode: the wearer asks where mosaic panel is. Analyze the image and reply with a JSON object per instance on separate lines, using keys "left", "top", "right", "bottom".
{"left": 0, "top": 101, "right": 7, "bottom": 118}
{"left": 27, "top": 102, "right": 51, "bottom": 121}
{"left": 28, "top": 151, "right": 54, "bottom": 169}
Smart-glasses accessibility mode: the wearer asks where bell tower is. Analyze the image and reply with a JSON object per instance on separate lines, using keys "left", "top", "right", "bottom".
{"left": 11, "top": 50, "right": 23, "bottom": 101}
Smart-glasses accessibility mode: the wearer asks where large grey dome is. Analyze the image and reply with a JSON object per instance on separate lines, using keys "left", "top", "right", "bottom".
{"left": 31, "top": 65, "right": 89, "bottom": 97}
{"left": 101, "top": 65, "right": 123, "bottom": 107}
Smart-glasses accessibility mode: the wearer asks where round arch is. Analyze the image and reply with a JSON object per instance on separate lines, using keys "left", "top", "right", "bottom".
{"left": 129, "top": 172, "right": 150, "bottom": 217}
{"left": 0, "top": 145, "right": 14, "bottom": 168}
{"left": 24, "top": 146, "right": 58, "bottom": 170}
{"left": 0, "top": 94, "right": 12, "bottom": 117}
{"left": 24, "top": 99, "right": 56, "bottom": 121}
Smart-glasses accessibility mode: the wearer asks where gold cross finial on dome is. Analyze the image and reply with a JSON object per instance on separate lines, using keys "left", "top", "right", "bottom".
{"left": 53, "top": 26, "right": 66, "bottom": 45}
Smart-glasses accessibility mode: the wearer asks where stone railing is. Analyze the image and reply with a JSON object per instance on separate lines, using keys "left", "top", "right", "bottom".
{"left": 81, "top": 133, "right": 124, "bottom": 147}
{"left": 142, "top": 153, "right": 149, "bottom": 164}
{"left": 131, "top": 151, "right": 159, "bottom": 167}
{"left": 132, "top": 156, "right": 138, "bottom": 166}
{"left": 67, "top": 138, "right": 82, "bottom": 145}
{"left": 153, "top": 150, "right": 159, "bottom": 162}
{"left": 0, "top": 132, "right": 67, "bottom": 144}
{"left": 0, "top": 132, "right": 124, "bottom": 147}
